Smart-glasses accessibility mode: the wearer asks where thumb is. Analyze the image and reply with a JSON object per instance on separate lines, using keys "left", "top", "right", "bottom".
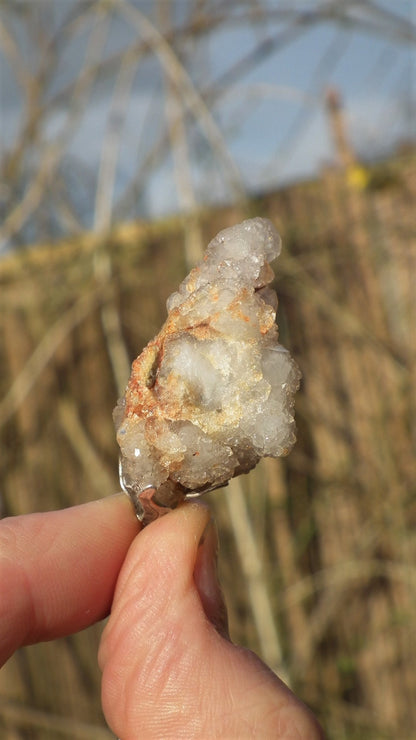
{"left": 99, "top": 503, "right": 227, "bottom": 738}
{"left": 99, "top": 502, "right": 323, "bottom": 740}
{"left": 192, "top": 509, "right": 229, "bottom": 638}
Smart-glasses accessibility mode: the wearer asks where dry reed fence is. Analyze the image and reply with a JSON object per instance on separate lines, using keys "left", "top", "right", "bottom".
{"left": 1, "top": 153, "right": 415, "bottom": 739}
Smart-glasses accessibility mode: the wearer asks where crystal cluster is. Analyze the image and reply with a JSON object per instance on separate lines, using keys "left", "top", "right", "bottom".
{"left": 114, "top": 217, "right": 301, "bottom": 502}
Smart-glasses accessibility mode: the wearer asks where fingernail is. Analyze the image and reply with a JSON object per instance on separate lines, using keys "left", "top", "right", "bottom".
{"left": 195, "top": 518, "right": 229, "bottom": 638}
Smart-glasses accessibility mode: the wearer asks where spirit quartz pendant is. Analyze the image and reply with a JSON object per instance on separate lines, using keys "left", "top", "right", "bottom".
{"left": 114, "top": 218, "right": 301, "bottom": 525}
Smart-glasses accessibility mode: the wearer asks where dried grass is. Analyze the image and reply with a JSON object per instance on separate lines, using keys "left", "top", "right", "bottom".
{"left": 1, "top": 153, "right": 415, "bottom": 737}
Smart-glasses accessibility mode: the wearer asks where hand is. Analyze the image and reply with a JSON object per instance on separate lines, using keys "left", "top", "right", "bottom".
{"left": 1, "top": 495, "right": 323, "bottom": 739}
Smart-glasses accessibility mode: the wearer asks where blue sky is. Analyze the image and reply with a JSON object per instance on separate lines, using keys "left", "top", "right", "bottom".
{"left": 0, "top": 1, "right": 415, "bottom": 244}
{"left": 145, "top": 2, "right": 416, "bottom": 215}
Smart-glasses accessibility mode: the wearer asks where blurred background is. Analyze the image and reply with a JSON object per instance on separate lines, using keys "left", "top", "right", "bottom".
{"left": 1, "top": 1, "right": 415, "bottom": 738}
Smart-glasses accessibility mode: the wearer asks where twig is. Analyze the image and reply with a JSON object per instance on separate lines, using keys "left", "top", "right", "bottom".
{"left": 58, "top": 399, "right": 116, "bottom": 497}
{"left": 159, "top": 1, "right": 204, "bottom": 267}
{"left": 115, "top": 0, "right": 247, "bottom": 204}
{"left": 281, "top": 558, "right": 416, "bottom": 611}
{"left": 0, "top": 5, "right": 110, "bottom": 250}
{"left": 93, "top": 50, "right": 138, "bottom": 394}
{"left": 225, "top": 477, "right": 289, "bottom": 683}
{"left": 0, "top": 291, "right": 100, "bottom": 429}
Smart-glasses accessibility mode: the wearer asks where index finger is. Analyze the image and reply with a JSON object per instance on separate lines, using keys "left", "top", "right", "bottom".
{"left": 0, "top": 493, "right": 139, "bottom": 666}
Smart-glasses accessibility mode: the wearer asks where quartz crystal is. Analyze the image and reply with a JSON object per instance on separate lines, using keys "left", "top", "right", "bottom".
{"left": 114, "top": 217, "right": 301, "bottom": 509}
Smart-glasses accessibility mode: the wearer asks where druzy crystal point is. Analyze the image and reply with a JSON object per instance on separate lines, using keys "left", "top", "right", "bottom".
{"left": 114, "top": 218, "right": 301, "bottom": 513}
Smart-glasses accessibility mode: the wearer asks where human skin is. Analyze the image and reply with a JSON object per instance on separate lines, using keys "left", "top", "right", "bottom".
{"left": 0, "top": 494, "right": 323, "bottom": 739}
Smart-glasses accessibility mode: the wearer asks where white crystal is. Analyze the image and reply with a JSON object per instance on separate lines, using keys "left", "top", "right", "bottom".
{"left": 114, "top": 217, "right": 301, "bottom": 499}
